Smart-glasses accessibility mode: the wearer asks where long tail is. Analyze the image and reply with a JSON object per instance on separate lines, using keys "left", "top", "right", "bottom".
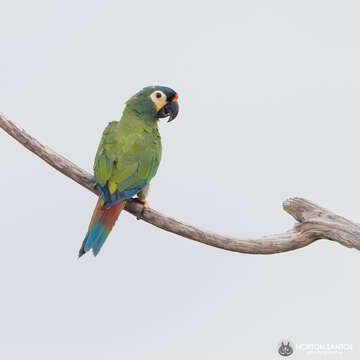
{"left": 79, "top": 197, "right": 125, "bottom": 257}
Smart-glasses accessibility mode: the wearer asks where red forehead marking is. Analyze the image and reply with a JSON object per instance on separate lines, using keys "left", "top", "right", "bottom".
{"left": 173, "top": 93, "right": 179, "bottom": 100}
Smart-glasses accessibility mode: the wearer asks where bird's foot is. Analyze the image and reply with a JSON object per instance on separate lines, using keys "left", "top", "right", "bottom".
{"left": 131, "top": 197, "right": 149, "bottom": 219}
{"left": 139, "top": 199, "right": 149, "bottom": 208}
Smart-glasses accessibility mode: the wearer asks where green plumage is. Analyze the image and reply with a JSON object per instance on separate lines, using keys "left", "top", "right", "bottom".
{"left": 79, "top": 85, "right": 178, "bottom": 257}
{"left": 94, "top": 88, "right": 162, "bottom": 197}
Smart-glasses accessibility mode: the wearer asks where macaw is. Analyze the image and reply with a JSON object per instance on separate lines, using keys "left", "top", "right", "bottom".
{"left": 79, "top": 86, "right": 179, "bottom": 257}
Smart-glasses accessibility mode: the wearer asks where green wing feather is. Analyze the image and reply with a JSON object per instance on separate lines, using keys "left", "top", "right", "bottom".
{"left": 93, "top": 116, "right": 161, "bottom": 195}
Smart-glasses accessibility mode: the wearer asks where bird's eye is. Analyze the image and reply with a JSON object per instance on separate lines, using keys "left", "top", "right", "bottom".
{"left": 155, "top": 92, "right": 162, "bottom": 98}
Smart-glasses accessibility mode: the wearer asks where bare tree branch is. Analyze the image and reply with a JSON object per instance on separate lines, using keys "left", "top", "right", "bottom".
{"left": 1, "top": 113, "right": 360, "bottom": 254}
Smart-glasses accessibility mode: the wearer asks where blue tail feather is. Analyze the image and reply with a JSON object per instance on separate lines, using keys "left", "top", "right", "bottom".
{"left": 92, "top": 232, "right": 108, "bottom": 256}
{"left": 84, "top": 223, "right": 104, "bottom": 252}
{"left": 79, "top": 181, "right": 148, "bottom": 257}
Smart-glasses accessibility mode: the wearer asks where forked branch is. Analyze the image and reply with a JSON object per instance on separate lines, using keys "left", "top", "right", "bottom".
{"left": 1, "top": 113, "right": 360, "bottom": 254}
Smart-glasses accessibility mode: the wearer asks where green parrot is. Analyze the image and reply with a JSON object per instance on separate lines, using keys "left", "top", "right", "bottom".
{"left": 79, "top": 86, "right": 179, "bottom": 257}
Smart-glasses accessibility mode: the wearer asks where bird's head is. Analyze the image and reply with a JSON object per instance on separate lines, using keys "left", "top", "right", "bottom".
{"left": 129, "top": 86, "right": 179, "bottom": 122}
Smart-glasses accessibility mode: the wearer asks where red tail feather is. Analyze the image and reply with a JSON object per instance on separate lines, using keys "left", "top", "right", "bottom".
{"left": 79, "top": 197, "right": 126, "bottom": 257}
{"left": 102, "top": 200, "right": 126, "bottom": 233}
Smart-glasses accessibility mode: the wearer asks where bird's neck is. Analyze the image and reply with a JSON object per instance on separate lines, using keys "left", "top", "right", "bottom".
{"left": 120, "top": 106, "right": 158, "bottom": 131}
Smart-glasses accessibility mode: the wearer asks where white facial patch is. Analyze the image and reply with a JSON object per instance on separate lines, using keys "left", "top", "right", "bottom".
{"left": 150, "top": 90, "right": 167, "bottom": 111}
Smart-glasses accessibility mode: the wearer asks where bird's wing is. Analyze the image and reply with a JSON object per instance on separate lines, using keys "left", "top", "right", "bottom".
{"left": 94, "top": 123, "right": 161, "bottom": 197}
{"left": 94, "top": 121, "right": 142, "bottom": 190}
{"left": 93, "top": 121, "right": 119, "bottom": 187}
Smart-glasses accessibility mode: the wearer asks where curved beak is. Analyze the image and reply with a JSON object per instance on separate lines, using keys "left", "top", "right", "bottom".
{"left": 157, "top": 100, "right": 179, "bottom": 122}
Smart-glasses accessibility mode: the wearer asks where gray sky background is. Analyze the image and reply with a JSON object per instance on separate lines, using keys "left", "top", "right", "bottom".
{"left": 1, "top": 0, "right": 360, "bottom": 359}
